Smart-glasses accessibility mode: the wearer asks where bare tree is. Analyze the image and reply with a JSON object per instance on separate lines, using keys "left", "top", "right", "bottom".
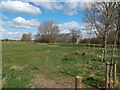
{"left": 82, "top": 23, "right": 96, "bottom": 49}
{"left": 27, "top": 32, "right": 32, "bottom": 41}
{"left": 21, "top": 33, "right": 32, "bottom": 42}
{"left": 35, "top": 20, "right": 60, "bottom": 43}
{"left": 57, "top": 33, "right": 71, "bottom": 43}
{"left": 70, "top": 28, "right": 82, "bottom": 44}
{"left": 110, "top": 2, "right": 120, "bottom": 61}
{"left": 116, "top": 2, "right": 120, "bottom": 48}
{"left": 84, "top": 2, "right": 117, "bottom": 61}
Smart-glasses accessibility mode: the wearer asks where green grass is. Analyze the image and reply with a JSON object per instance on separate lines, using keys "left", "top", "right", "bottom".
{"left": 2, "top": 42, "right": 119, "bottom": 88}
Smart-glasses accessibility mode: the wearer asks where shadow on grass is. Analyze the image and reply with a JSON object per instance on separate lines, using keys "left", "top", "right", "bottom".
{"left": 83, "top": 77, "right": 105, "bottom": 88}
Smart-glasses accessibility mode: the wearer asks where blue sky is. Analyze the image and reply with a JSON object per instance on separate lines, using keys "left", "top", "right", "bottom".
{"left": 1, "top": 1, "right": 92, "bottom": 40}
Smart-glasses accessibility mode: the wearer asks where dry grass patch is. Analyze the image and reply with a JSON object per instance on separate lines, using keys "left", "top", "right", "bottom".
{"left": 10, "top": 65, "right": 24, "bottom": 70}
{"left": 31, "top": 74, "right": 69, "bottom": 88}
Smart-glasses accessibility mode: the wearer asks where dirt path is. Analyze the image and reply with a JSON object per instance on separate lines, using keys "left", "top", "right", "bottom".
{"left": 30, "top": 74, "right": 70, "bottom": 88}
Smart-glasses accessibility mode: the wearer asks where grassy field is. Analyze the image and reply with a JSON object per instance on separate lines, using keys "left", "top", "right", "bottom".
{"left": 2, "top": 42, "right": 119, "bottom": 88}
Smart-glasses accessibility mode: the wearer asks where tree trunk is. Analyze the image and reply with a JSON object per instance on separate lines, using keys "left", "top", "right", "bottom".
{"left": 104, "top": 34, "right": 107, "bottom": 61}
{"left": 117, "top": 30, "right": 120, "bottom": 48}
{"left": 112, "top": 31, "right": 118, "bottom": 62}
{"left": 103, "top": 27, "right": 108, "bottom": 62}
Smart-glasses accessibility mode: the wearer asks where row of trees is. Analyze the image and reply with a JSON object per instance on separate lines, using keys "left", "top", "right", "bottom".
{"left": 3, "top": 31, "right": 117, "bottom": 44}
{"left": 20, "top": 20, "right": 81, "bottom": 43}
{"left": 20, "top": 20, "right": 119, "bottom": 45}
{"left": 81, "top": 30, "right": 119, "bottom": 44}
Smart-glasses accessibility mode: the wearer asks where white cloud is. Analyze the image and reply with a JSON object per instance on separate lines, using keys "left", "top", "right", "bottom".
{"left": 33, "top": 1, "right": 88, "bottom": 15}
{"left": 34, "top": 2, "right": 53, "bottom": 10}
{"left": 7, "top": 32, "right": 21, "bottom": 35}
{"left": 79, "top": 2, "right": 92, "bottom": 10}
{"left": 34, "top": 1, "right": 79, "bottom": 15}
{"left": 59, "top": 21, "right": 90, "bottom": 30}
{"left": 25, "top": 0, "right": 97, "bottom": 2}
{"left": 31, "top": 0, "right": 63, "bottom": 10}
{"left": 1, "top": 1, "right": 41, "bottom": 15}
{"left": 34, "top": 1, "right": 63, "bottom": 10}
{"left": 63, "top": 1, "right": 92, "bottom": 15}
{"left": 0, "top": 21, "right": 5, "bottom": 25}
{"left": 2, "top": 31, "right": 23, "bottom": 40}
{"left": 59, "top": 21, "right": 80, "bottom": 30}
{"left": 53, "top": 2, "right": 63, "bottom": 9}
{"left": 0, "top": 1, "right": 98, "bottom": 16}
{"left": 81, "top": 30, "right": 96, "bottom": 38}
{"left": 59, "top": 21, "right": 96, "bottom": 38}
{"left": 63, "top": 1, "right": 78, "bottom": 15}
{"left": 2, "top": 17, "right": 40, "bottom": 29}
{"left": 59, "top": 21, "right": 82, "bottom": 33}
{"left": 80, "top": 23, "right": 97, "bottom": 38}
{"left": 13, "top": 17, "right": 40, "bottom": 27}
{"left": 0, "top": 15, "right": 9, "bottom": 19}
{"left": 1, "top": 1, "right": 92, "bottom": 16}
{"left": 0, "top": 27, "right": 6, "bottom": 32}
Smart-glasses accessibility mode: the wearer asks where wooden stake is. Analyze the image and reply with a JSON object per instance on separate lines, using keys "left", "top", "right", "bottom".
{"left": 101, "top": 52, "right": 104, "bottom": 62}
{"left": 106, "top": 62, "right": 110, "bottom": 88}
{"left": 109, "top": 63, "right": 113, "bottom": 88}
{"left": 75, "top": 76, "right": 82, "bottom": 90}
{"left": 113, "top": 63, "right": 117, "bottom": 87}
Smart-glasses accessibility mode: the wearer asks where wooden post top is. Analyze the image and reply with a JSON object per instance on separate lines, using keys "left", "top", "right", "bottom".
{"left": 75, "top": 76, "right": 82, "bottom": 89}
{"left": 76, "top": 76, "right": 82, "bottom": 79}
{"left": 106, "top": 62, "right": 109, "bottom": 65}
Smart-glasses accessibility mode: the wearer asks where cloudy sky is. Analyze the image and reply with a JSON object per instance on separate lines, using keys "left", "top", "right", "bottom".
{"left": 0, "top": 0, "right": 94, "bottom": 40}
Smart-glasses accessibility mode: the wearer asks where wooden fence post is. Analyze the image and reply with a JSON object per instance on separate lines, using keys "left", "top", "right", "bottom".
{"left": 106, "top": 62, "right": 110, "bottom": 88}
{"left": 101, "top": 52, "right": 104, "bottom": 62}
{"left": 75, "top": 76, "right": 82, "bottom": 90}
{"left": 109, "top": 63, "right": 113, "bottom": 88}
{"left": 113, "top": 63, "right": 117, "bottom": 87}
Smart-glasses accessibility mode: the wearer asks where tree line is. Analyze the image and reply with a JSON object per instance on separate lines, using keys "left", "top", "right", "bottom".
{"left": 18, "top": 20, "right": 82, "bottom": 44}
